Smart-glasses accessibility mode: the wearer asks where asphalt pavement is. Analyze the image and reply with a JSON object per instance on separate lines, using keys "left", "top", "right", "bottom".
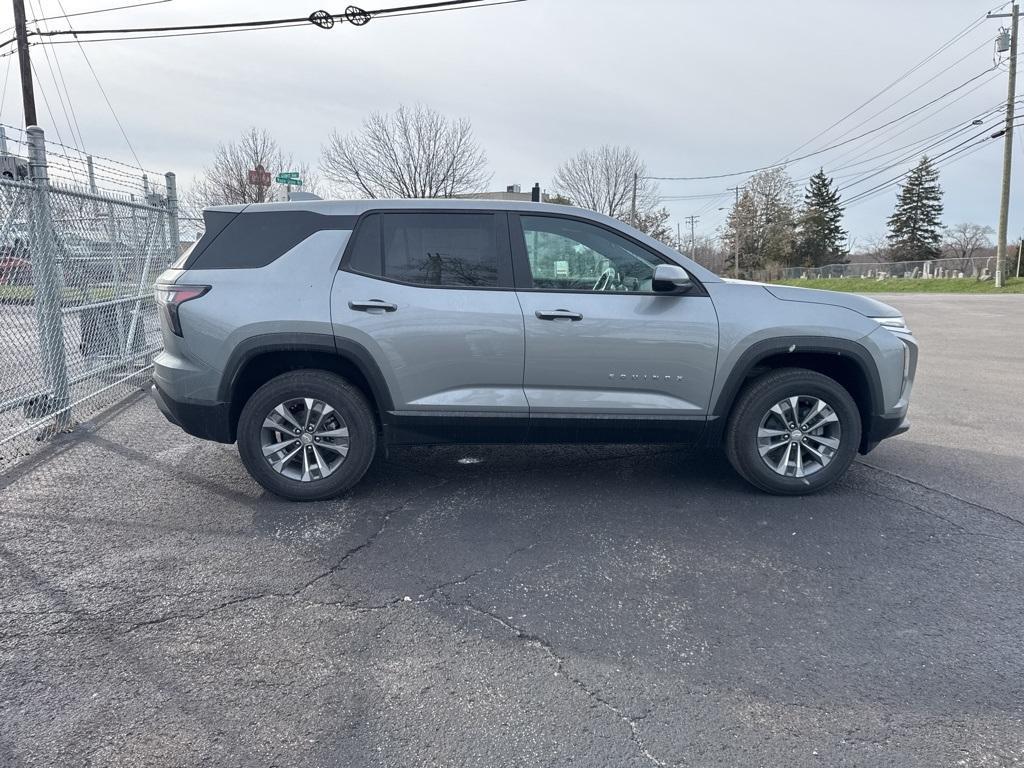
{"left": 1, "top": 294, "right": 1022, "bottom": 767}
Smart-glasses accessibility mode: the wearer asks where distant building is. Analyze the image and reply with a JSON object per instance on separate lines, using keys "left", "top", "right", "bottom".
{"left": 454, "top": 183, "right": 557, "bottom": 203}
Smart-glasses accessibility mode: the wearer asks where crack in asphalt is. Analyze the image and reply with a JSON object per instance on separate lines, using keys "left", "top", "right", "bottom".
{"left": 122, "top": 481, "right": 448, "bottom": 634}
{"left": 435, "top": 592, "right": 676, "bottom": 768}
{"left": 856, "top": 460, "right": 1024, "bottom": 529}
{"left": 859, "top": 488, "right": 970, "bottom": 534}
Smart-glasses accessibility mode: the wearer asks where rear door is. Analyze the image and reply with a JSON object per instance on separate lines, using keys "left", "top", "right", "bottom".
{"left": 331, "top": 210, "right": 527, "bottom": 442}
{"left": 510, "top": 213, "right": 718, "bottom": 442}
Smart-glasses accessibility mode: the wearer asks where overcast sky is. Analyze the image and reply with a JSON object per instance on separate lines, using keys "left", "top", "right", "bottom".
{"left": 0, "top": 0, "right": 1018, "bottom": 247}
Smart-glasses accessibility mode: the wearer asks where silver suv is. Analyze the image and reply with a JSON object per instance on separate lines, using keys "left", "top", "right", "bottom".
{"left": 152, "top": 199, "right": 916, "bottom": 500}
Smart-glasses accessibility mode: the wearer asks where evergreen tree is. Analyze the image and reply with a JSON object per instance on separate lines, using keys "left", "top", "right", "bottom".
{"left": 886, "top": 156, "right": 943, "bottom": 261}
{"left": 795, "top": 169, "right": 847, "bottom": 267}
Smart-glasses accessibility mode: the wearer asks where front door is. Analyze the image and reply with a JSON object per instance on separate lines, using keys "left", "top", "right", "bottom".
{"left": 331, "top": 210, "right": 527, "bottom": 443}
{"left": 510, "top": 213, "right": 718, "bottom": 442}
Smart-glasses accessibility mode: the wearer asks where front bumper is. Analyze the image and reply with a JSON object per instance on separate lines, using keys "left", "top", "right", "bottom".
{"left": 150, "top": 382, "right": 234, "bottom": 443}
{"left": 861, "top": 412, "right": 910, "bottom": 454}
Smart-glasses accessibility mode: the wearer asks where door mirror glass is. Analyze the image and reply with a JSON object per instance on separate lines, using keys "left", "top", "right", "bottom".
{"left": 652, "top": 264, "right": 693, "bottom": 293}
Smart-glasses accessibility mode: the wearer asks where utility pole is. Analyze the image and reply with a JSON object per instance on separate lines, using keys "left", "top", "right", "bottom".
{"left": 990, "top": 3, "right": 1019, "bottom": 287}
{"left": 685, "top": 214, "right": 700, "bottom": 254}
{"left": 728, "top": 185, "right": 743, "bottom": 279}
{"left": 630, "top": 172, "right": 638, "bottom": 226}
{"left": 12, "top": 0, "right": 37, "bottom": 126}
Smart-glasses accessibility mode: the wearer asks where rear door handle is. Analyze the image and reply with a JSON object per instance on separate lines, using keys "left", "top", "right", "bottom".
{"left": 349, "top": 299, "right": 398, "bottom": 313}
{"left": 535, "top": 309, "right": 583, "bottom": 321}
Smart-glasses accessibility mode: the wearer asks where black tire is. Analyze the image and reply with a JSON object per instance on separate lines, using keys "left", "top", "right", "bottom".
{"left": 236, "top": 370, "right": 377, "bottom": 501}
{"left": 724, "top": 367, "right": 861, "bottom": 495}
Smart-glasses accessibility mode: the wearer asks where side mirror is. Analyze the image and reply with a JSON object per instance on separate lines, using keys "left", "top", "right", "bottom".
{"left": 652, "top": 264, "right": 693, "bottom": 293}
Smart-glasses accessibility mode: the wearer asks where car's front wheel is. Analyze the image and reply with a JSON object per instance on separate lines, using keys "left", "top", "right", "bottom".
{"left": 236, "top": 370, "right": 376, "bottom": 501}
{"left": 725, "top": 368, "right": 861, "bottom": 495}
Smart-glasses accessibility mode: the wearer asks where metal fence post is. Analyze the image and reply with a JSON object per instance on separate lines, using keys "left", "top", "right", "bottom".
{"left": 26, "top": 126, "right": 71, "bottom": 430}
{"left": 165, "top": 171, "right": 179, "bottom": 263}
{"left": 106, "top": 200, "right": 127, "bottom": 355}
{"left": 86, "top": 155, "right": 97, "bottom": 194}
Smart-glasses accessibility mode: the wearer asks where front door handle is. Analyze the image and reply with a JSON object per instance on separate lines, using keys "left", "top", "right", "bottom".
{"left": 349, "top": 299, "right": 398, "bottom": 313}
{"left": 535, "top": 309, "right": 583, "bottom": 321}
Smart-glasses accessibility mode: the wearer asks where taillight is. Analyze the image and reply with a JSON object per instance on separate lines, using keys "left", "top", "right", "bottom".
{"left": 154, "top": 284, "right": 209, "bottom": 336}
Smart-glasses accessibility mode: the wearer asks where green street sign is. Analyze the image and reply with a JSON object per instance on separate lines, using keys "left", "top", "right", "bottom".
{"left": 275, "top": 173, "right": 302, "bottom": 185}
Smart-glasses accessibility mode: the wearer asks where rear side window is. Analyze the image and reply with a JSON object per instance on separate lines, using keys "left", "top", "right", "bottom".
{"left": 356, "top": 212, "right": 505, "bottom": 288}
{"left": 174, "top": 209, "right": 237, "bottom": 268}
{"left": 185, "top": 210, "right": 357, "bottom": 269}
{"left": 346, "top": 213, "right": 383, "bottom": 275}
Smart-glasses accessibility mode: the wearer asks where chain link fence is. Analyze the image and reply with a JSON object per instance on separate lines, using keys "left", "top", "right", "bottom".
{"left": 0, "top": 126, "right": 179, "bottom": 477}
{"left": 763, "top": 256, "right": 1000, "bottom": 282}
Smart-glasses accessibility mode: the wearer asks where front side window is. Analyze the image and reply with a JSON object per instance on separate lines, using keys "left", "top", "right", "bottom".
{"left": 379, "top": 212, "right": 500, "bottom": 288}
{"left": 519, "top": 215, "right": 662, "bottom": 292}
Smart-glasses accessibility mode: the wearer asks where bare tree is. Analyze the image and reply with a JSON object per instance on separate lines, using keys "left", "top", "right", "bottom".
{"left": 633, "top": 206, "right": 674, "bottom": 245}
{"left": 320, "top": 104, "right": 491, "bottom": 198}
{"left": 183, "top": 127, "right": 318, "bottom": 227}
{"left": 851, "top": 234, "right": 891, "bottom": 264}
{"left": 552, "top": 145, "right": 660, "bottom": 225}
{"left": 688, "top": 233, "right": 728, "bottom": 273}
{"left": 943, "top": 222, "right": 994, "bottom": 276}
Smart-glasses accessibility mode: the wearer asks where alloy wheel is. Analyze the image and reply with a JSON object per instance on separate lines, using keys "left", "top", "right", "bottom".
{"left": 756, "top": 395, "right": 842, "bottom": 478}
{"left": 260, "top": 397, "right": 350, "bottom": 482}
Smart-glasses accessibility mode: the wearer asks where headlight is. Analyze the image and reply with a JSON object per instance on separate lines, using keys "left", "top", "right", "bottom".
{"left": 872, "top": 316, "right": 910, "bottom": 334}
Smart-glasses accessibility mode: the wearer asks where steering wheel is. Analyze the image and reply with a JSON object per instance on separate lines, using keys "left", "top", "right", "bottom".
{"left": 592, "top": 267, "right": 617, "bottom": 291}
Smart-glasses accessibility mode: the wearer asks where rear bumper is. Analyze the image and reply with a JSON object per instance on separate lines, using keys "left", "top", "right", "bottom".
{"left": 150, "top": 382, "right": 234, "bottom": 443}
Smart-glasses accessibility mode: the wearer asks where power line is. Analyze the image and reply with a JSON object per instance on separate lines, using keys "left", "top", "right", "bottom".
{"left": 29, "top": 0, "right": 87, "bottom": 160}
{"left": 0, "top": 0, "right": 172, "bottom": 38}
{"left": 660, "top": 192, "right": 739, "bottom": 202}
{"left": 650, "top": 66, "right": 1001, "bottom": 181}
{"left": 819, "top": 73, "right": 1005, "bottom": 171}
{"left": 30, "top": 0, "right": 171, "bottom": 23}
{"left": 842, "top": 134, "right": 1000, "bottom": 207}
{"left": 844, "top": 141, "right": 995, "bottom": 209}
{"left": 27, "top": 58, "right": 80, "bottom": 183}
{"left": 778, "top": 13, "right": 992, "bottom": 163}
{"left": 0, "top": 0, "right": 508, "bottom": 49}
{"left": 670, "top": 109, "right": 1015, "bottom": 228}
{"left": 810, "top": 35, "right": 994, "bottom": 154}
{"left": 38, "top": 21, "right": 311, "bottom": 46}
{"left": 52, "top": 0, "right": 142, "bottom": 167}
{"left": 827, "top": 99, "right": 1021, "bottom": 180}
{"left": 32, "top": 0, "right": 525, "bottom": 46}
{"left": 839, "top": 121, "right": 1000, "bottom": 193}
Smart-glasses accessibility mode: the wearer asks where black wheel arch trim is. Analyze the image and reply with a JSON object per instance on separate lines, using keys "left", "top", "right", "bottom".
{"left": 708, "top": 335, "right": 888, "bottom": 453}
{"left": 218, "top": 332, "right": 395, "bottom": 418}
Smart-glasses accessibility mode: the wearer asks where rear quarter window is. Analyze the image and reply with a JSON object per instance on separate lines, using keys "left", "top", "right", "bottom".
{"left": 185, "top": 210, "right": 357, "bottom": 269}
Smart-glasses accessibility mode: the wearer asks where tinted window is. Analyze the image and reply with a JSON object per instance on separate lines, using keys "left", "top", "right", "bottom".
{"left": 381, "top": 213, "right": 499, "bottom": 287}
{"left": 187, "top": 211, "right": 357, "bottom": 270}
{"left": 176, "top": 210, "right": 237, "bottom": 268}
{"left": 519, "top": 215, "right": 662, "bottom": 292}
{"left": 346, "top": 213, "right": 383, "bottom": 275}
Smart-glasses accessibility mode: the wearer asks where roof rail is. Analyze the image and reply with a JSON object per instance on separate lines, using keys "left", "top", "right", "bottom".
{"left": 288, "top": 191, "right": 322, "bottom": 202}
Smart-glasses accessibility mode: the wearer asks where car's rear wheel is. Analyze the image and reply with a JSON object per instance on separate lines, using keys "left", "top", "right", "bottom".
{"left": 725, "top": 368, "right": 861, "bottom": 495}
{"left": 237, "top": 370, "right": 376, "bottom": 501}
